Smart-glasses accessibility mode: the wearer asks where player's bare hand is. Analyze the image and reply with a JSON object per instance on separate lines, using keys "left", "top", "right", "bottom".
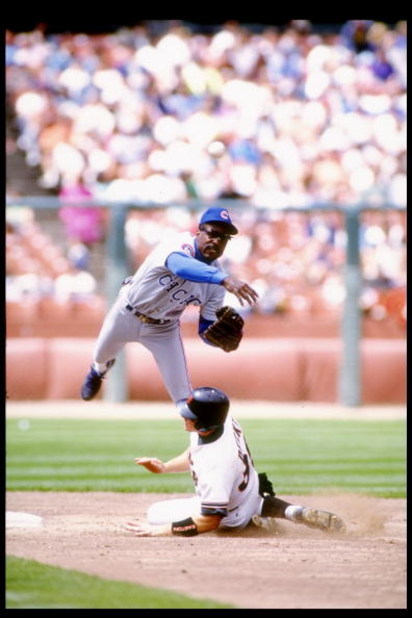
{"left": 125, "top": 520, "right": 169, "bottom": 537}
{"left": 134, "top": 457, "right": 165, "bottom": 474}
{"left": 222, "top": 277, "right": 259, "bottom": 307}
{"left": 125, "top": 520, "right": 155, "bottom": 536}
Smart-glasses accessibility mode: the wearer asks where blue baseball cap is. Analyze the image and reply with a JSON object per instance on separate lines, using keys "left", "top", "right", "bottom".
{"left": 199, "top": 207, "right": 238, "bottom": 235}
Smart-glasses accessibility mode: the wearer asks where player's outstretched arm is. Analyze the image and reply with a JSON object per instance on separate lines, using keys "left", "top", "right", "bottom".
{"left": 135, "top": 449, "right": 190, "bottom": 474}
{"left": 125, "top": 513, "right": 222, "bottom": 537}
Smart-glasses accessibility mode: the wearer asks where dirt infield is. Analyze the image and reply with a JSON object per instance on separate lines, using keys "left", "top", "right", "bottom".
{"left": 6, "top": 491, "right": 406, "bottom": 609}
{"left": 6, "top": 401, "right": 406, "bottom": 609}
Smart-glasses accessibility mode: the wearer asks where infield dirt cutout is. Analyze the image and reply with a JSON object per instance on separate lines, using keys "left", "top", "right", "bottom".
{"left": 6, "top": 490, "right": 406, "bottom": 609}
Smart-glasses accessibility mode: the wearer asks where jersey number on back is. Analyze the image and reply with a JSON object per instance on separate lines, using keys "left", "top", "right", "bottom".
{"left": 232, "top": 419, "right": 253, "bottom": 492}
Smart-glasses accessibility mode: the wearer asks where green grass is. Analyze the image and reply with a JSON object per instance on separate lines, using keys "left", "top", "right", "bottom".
{"left": 5, "top": 556, "right": 234, "bottom": 609}
{"left": 6, "top": 418, "right": 191, "bottom": 492}
{"left": 240, "top": 418, "right": 406, "bottom": 497}
{"left": 6, "top": 417, "right": 406, "bottom": 497}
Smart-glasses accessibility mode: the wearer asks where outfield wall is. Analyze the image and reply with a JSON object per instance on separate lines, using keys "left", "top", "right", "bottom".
{"left": 6, "top": 337, "right": 406, "bottom": 404}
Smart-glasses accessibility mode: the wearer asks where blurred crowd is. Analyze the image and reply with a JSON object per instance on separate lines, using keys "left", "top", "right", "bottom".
{"left": 5, "top": 20, "right": 406, "bottom": 326}
{"left": 5, "top": 19, "right": 406, "bottom": 206}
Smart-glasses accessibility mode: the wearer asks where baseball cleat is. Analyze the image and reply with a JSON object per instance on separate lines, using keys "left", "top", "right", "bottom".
{"left": 251, "top": 515, "right": 274, "bottom": 531}
{"left": 81, "top": 367, "right": 103, "bottom": 400}
{"left": 81, "top": 359, "right": 116, "bottom": 400}
{"left": 299, "top": 507, "right": 346, "bottom": 533}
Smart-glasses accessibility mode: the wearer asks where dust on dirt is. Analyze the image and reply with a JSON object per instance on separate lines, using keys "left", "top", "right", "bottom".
{"left": 6, "top": 490, "right": 406, "bottom": 609}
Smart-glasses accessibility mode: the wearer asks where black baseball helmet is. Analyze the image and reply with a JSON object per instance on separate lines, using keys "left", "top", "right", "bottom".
{"left": 178, "top": 387, "right": 230, "bottom": 431}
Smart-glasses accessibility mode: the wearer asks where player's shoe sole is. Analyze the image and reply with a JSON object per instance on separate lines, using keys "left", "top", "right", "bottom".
{"left": 300, "top": 507, "right": 346, "bottom": 533}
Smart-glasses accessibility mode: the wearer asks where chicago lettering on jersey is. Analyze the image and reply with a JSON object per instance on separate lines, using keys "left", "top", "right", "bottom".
{"left": 158, "top": 274, "right": 201, "bottom": 306}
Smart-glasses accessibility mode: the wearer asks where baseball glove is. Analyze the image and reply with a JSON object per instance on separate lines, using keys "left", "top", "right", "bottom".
{"left": 203, "top": 306, "right": 244, "bottom": 352}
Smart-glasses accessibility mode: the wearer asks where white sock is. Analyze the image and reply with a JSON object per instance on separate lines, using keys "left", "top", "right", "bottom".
{"left": 93, "top": 362, "right": 108, "bottom": 375}
{"left": 285, "top": 505, "right": 304, "bottom": 522}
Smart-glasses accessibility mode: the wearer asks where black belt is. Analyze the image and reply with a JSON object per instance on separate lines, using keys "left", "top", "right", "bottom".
{"left": 126, "top": 304, "right": 170, "bottom": 325}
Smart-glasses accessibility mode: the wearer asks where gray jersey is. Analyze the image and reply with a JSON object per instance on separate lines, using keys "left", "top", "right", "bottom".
{"left": 123, "top": 231, "right": 225, "bottom": 322}
{"left": 92, "top": 231, "right": 227, "bottom": 403}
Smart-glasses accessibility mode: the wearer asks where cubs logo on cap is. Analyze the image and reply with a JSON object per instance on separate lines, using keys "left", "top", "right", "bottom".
{"left": 199, "top": 208, "right": 238, "bottom": 235}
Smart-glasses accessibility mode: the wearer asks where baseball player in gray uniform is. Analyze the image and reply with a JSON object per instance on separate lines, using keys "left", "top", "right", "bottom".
{"left": 80, "top": 207, "right": 258, "bottom": 404}
{"left": 125, "top": 387, "right": 346, "bottom": 537}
